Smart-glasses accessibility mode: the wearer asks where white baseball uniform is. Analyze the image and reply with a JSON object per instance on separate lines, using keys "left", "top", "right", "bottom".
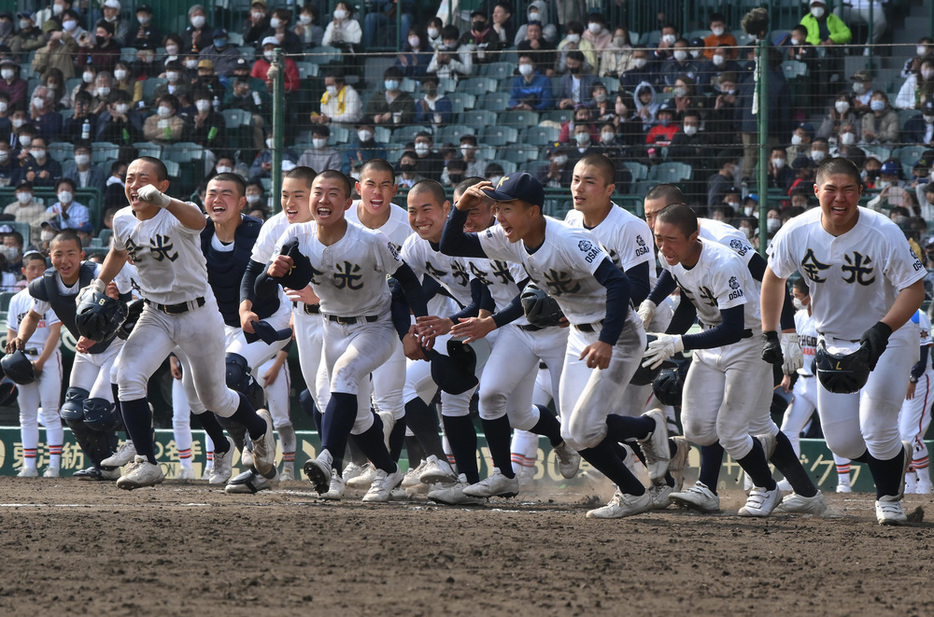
{"left": 767, "top": 207, "right": 925, "bottom": 461}
{"left": 899, "top": 309, "right": 934, "bottom": 472}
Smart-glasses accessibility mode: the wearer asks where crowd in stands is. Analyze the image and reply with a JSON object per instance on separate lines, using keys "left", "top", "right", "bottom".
{"left": 0, "top": 0, "right": 933, "bottom": 295}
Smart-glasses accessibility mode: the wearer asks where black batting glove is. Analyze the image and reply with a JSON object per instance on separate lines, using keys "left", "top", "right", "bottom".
{"left": 761, "top": 330, "right": 783, "bottom": 365}
{"left": 860, "top": 321, "right": 892, "bottom": 371}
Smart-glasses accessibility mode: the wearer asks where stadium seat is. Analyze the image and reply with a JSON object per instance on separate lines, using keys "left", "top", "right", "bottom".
{"left": 861, "top": 145, "right": 891, "bottom": 163}
{"left": 448, "top": 92, "right": 476, "bottom": 114}
{"left": 163, "top": 159, "right": 180, "bottom": 179}
{"left": 479, "top": 91, "right": 509, "bottom": 111}
{"left": 90, "top": 142, "right": 120, "bottom": 165}
{"left": 400, "top": 78, "right": 418, "bottom": 93}
{"left": 479, "top": 125, "right": 518, "bottom": 147}
{"left": 499, "top": 109, "right": 540, "bottom": 129}
{"left": 133, "top": 142, "right": 162, "bottom": 159}
{"left": 0, "top": 291, "right": 14, "bottom": 313}
{"left": 463, "top": 109, "right": 498, "bottom": 129}
{"left": 120, "top": 47, "right": 138, "bottom": 63}
{"left": 48, "top": 142, "right": 74, "bottom": 163}
{"left": 308, "top": 46, "right": 342, "bottom": 65}
{"left": 237, "top": 45, "right": 256, "bottom": 61}
{"left": 438, "top": 77, "right": 458, "bottom": 95}
{"left": 227, "top": 32, "right": 244, "bottom": 46}
{"left": 329, "top": 124, "right": 351, "bottom": 144}
{"left": 648, "top": 162, "right": 692, "bottom": 183}
{"left": 622, "top": 161, "right": 648, "bottom": 182}
{"left": 480, "top": 62, "right": 514, "bottom": 81}
{"left": 436, "top": 124, "right": 475, "bottom": 145}
{"left": 296, "top": 62, "right": 319, "bottom": 79}
{"left": 142, "top": 78, "right": 167, "bottom": 101}
{"left": 781, "top": 60, "right": 808, "bottom": 80}
{"left": 486, "top": 158, "right": 517, "bottom": 174}
{"left": 521, "top": 125, "right": 560, "bottom": 146}
{"left": 895, "top": 145, "right": 928, "bottom": 170}
{"left": 374, "top": 127, "right": 392, "bottom": 143}
{"left": 501, "top": 145, "right": 539, "bottom": 163}
{"left": 392, "top": 125, "right": 428, "bottom": 144}
{"left": 459, "top": 77, "right": 497, "bottom": 96}
{"left": 541, "top": 110, "right": 572, "bottom": 125}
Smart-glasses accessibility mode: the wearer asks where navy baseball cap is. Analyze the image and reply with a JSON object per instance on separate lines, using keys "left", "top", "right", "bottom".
{"left": 880, "top": 160, "right": 899, "bottom": 176}
{"left": 482, "top": 172, "right": 545, "bottom": 208}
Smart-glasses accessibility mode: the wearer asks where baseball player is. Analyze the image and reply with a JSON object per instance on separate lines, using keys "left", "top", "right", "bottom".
{"left": 92, "top": 156, "right": 277, "bottom": 490}
{"left": 259, "top": 170, "right": 433, "bottom": 502}
{"left": 778, "top": 278, "right": 853, "bottom": 493}
{"left": 7, "top": 251, "right": 63, "bottom": 478}
{"left": 439, "top": 172, "right": 671, "bottom": 519}
{"left": 168, "top": 353, "right": 196, "bottom": 480}
{"left": 644, "top": 204, "right": 826, "bottom": 517}
{"left": 443, "top": 176, "right": 580, "bottom": 498}
{"left": 640, "top": 184, "right": 814, "bottom": 513}
{"left": 7, "top": 230, "right": 130, "bottom": 481}
{"left": 899, "top": 308, "right": 934, "bottom": 494}
{"left": 761, "top": 157, "right": 925, "bottom": 525}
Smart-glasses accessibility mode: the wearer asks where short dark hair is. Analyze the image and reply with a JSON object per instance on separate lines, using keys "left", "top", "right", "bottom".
{"left": 316, "top": 169, "right": 352, "bottom": 199}
{"left": 285, "top": 165, "right": 317, "bottom": 186}
{"left": 645, "top": 183, "right": 684, "bottom": 204}
{"left": 577, "top": 153, "right": 616, "bottom": 186}
{"left": 209, "top": 172, "right": 245, "bottom": 197}
{"left": 656, "top": 203, "right": 698, "bottom": 236}
{"left": 136, "top": 156, "right": 168, "bottom": 182}
{"left": 55, "top": 177, "right": 76, "bottom": 192}
{"left": 50, "top": 229, "right": 83, "bottom": 251}
{"left": 792, "top": 277, "right": 809, "bottom": 295}
{"left": 410, "top": 179, "right": 447, "bottom": 205}
{"left": 816, "top": 157, "right": 861, "bottom": 185}
{"left": 360, "top": 158, "right": 395, "bottom": 178}
{"left": 454, "top": 176, "right": 485, "bottom": 199}
{"left": 23, "top": 251, "right": 45, "bottom": 265}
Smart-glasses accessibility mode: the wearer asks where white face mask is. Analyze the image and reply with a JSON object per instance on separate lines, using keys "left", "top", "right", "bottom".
{"left": 357, "top": 130, "right": 372, "bottom": 142}
{"left": 852, "top": 82, "right": 866, "bottom": 94}
{"left": 0, "top": 101, "right": 6, "bottom": 113}
{"left": 264, "top": 50, "right": 276, "bottom": 61}
{"left": 840, "top": 132, "right": 855, "bottom": 145}
{"left": 17, "top": 132, "right": 29, "bottom": 142}
{"left": 265, "top": 137, "right": 275, "bottom": 149}
{"left": 114, "top": 69, "right": 127, "bottom": 81}
{"left": 95, "top": 87, "right": 110, "bottom": 98}
{"left": 673, "top": 50, "right": 688, "bottom": 62}
{"left": 834, "top": 101, "right": 850, "bottom": 114}
{"left": 408, "top": 36, "right": 420, "bottom": 48}
{"left": 31, "top": 97, "right": 44, "bottom": 110}
{"left": 588, "top": 23, "right": 601, "bottom": 34}
{"left": 528, "top": 11, "right": 539, "bottom": 21}
{"left": 810, "top": 6, "right": 825, "bottom": 18}
{"left": 53, "top": 4, "right": 64, "bottom": 16}
{"left": 792, "top": 297, "right": 806, "bottom": 311}
{"left": 83, "top": 71, "right": 95, "bottom": 84}
{"left": 771, "top": 158, "right": 785, "bottom": 170}
{"left": 16, "top": 192, "right": 31, "bottom": 204}
{"left": 923, "top": 69, "right": 934, "bottom": 81}
{"left": 326, "top": 85, "right": 339, "bottom": 97}
{"left": 63, "top": 19, "right": 77, "bottom": 31}
{"left": 298, "top": 14, "right": 312, "bottom": 25}
{"left": 427, "top": 27, "right": 438, "bottom": 38}
{"left": 594, "top": 93, "right": 607, "bottom": 103}
{"left": 712, "top": 54, "right": 724, "bottom": 66}
{"left": 0, "top": 150, "right": 7, "bottom": 163}
{"left": 414, "top": 142, "right": 429, "bottom": 156}
{"left": 711, "top": 27, "right": 724, "bottom": 37}
{"left": 138, "top": 15, "right": 151, "bottom": 25}
{"left": 870, "top": 99, "right": 885, "bottom": 111}
{"left": 877, "top": 179, "right": 892, "bottom": 189}
{"left": 215, "top": 166, "right": 233, "bottom": 174}
{"left": 166, "top": 71, "right": 179, "bottom": 82}
{"left": 575, "top": 132, "right": 589, "bottom": 145}
{"left": 115, "top": 103, "right": 129, "bottom": 114}
{"left": 925, "top": 115, "right": 934, "bottom": 125}
{"left": 683, "top": 125, "right": 697, "bottom": 136}
{"left": 740, "top": 226, "right": 753, "bottom": 239}
{"left": 252, "top": 11, "right": 265, "bottom": 21}
{"left": 40, "top": 230, "right": 54, "bottom": 242}
{"left": 518, "top": 64, "right": 533, "bottom": 77}
{"left": 600, "top": 131, "right": 615, "bottom": 143}
{"left": 918, "top": 45, "right": 929, "bottom": 56}
{"left": 333, "top": 10, "right": 346, "bottom": 20}
{"left": 767, "top": 218, "right": 781, "bottom": 233}
{"left": 157, "top": 105, "right": 172, "bottom": 118}
{"left": 31, "top": 149, "right": 46, "bottom": 161}
{"left": 613, "top": 36, "right": 625, "bottom": 47}
{"left": 633, "top": 58, "right": 647, "bottom": 69}
{"left": 790, "top": 37, "right": 801, "bottom": 46}
{"left": 566, "top": 33, "right": 580, "bottom": 44}
{"left": 312, "top": 138, "right": 328, "bottom": 149}
{"left": 185, "top": 59, "right": 198, "bottom": 70}
{"left": 0, "top": 69, "right": 13, "bottom": 81}
{"left": 195, "top": 99, "right": 211, "bottom": 112}
{"left": 662, "top": 34, "right": 676, "bottom": 45}
{"left": 270, "top": 17, "right": 282, "bottom": 28}
{"left": 165, "top": 44, "right": 179, "bottom": 56}
{"left": 246, "top": 194, "right": 261, "bottom": 205}
{"left": 460, "top": 145, "right": 474, "bottom": 157}
{"left": 191, "top": 15, "right": 205, "bottom": 29}
{"left": 673, "top": 86, "right": 687, "bottom": 98}
{"left": 10, "top": 115, "right": 22, "bottom": 127}
{"left": 74, "top": 153, "right": 90, "bottom": 166}
{"left": 791, "top": 134, "right": 803, "bottom": 145}
{"left": 57, "top": 190, "right": 73, "bottom": 204}
{"left": 19, "top": 20, "right": 30, "bottom": 30}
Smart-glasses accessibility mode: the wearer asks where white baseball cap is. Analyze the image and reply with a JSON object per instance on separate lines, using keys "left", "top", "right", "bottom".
{"left": 261, "top": 36, "right": 279, "bottom": 47}
{"left": 103, "top": 0, "right": 121, "bottom": 9}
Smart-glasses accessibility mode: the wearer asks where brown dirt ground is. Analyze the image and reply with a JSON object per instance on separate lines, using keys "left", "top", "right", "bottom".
{"left": 0, "top": 477, "right": 932, "bottom": 617}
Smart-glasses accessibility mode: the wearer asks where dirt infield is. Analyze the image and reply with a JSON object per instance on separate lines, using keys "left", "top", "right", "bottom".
{"left": 0, "top": 478, "right": 931, "bottom": 617}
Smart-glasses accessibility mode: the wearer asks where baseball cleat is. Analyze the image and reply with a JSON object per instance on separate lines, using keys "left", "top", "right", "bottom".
{"left": 241, "top": 445, "right": 254, "bottom": 470}
{"left": 279, "top": 466, "right": 295, "bottom": 483}
{"left": 427, "top": 474, "right": 485, "bottom": 505}
{"left": 102, "top": 440, "right": 137, "bottom": 468}
{"left": 341, "top": 462, "right": 367, "bottom": 484}
{"left": 648, "top": 483, "right": 674, "bottom": 510}
{"left": 774, "top": 491, "right": 828, "bottom": 516}
{"left": 836, "top": 482, "right": 852, "bottom": 493}
{"left": 16, "top": 466, "right": 38, "bottom": 478}
{"left": 916, "top": 475, "right": 933, "bottom": 495}
{"left": 42, "top": 466, "right": 60, "bottom": 478}
{"left": 876, "top": 495, "right": 908, "bottom": 525}
{"left": 667, "top": 436, "right": 690, "bottom": 491}
{"left": 320, "top": 468, "right": 345, "bottom": 500}
{"left": 462, "top": 468, "right": 519, "bottom": 498}
{"left": 116, "top": 456, "right": 165, "bottom": 490}
{"left": 776, "top": 478, "right": 792, "bottom": 493}
{"left": 225, "top": 469, "right": 275, "bottom": 494}
{"left": 515, "top": 465, "right": 536, "bottom": 490}
{"left": 362, "top": 465, "right": 405, "bottom": 502}
{"left": 176, "top": 466, "right": 195, "bottom": 481}
{"left": 638, "top": 410, "right": 670, "bottom": 482}
{"left": 201, "top": 464, "right": 213, "bottom": 481}
{"left": 346, "top": 462, "right": 378, "bottom": 489}
{"left": 586, "top": 488, "right": 652, "bottom": 519}
{"left": 670, "top": 481, "right": 720, "bottom": 513}
{"left": 303, "top": 457, "right": 332, "bottom": 493}
{"left": 402, "top": 459, "right": 427, "bottom": 488}
{"left": 100, "top": 466, "right": 121, "bottom": 480}
{"left": 418, "top": 454, "right": 456, "bottom": 485}
{"left": 904, "top": 470, "right": 917, "bottom": 495}
{"left": 554, "top": 440, "right": 581, "bottom": 479}
{"left": 74, "top": 466, "right": 116, "bottom": 481}
{"left": 738, "top": 485, "right": 782, "bottom": 517}
{"left": 209, "top": 438, "right": 236, "bottom": 484}
{"left": 250, "top": 409, "right": 277, "bottom": 476}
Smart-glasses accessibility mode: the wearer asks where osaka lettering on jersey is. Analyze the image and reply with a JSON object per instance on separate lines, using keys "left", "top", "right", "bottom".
{"left": 565, "top": 203, "right": 656, "bottom": 285}
{"left": 401, "top": 234, "right": 474, "bottom": 308}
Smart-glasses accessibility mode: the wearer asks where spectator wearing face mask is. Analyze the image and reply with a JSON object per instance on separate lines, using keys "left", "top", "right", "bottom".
{"left": 11, "top": 12, "right": 46, "bottom": 60}
{"left": 187, "top": 88, "right": 227, "bottom": 151}
{"left": 457, "top": 134, "right": 487, "bottom": 178}
{"left": 786, "top": 122, "right": 814, "bottom": 162}
{"left": 600, "top": 28, "right": 634, "bottom": 79}
{"left": 696, "top": 44, "right": 741, "bottom": 94}
{"left": 396, "top": 28, "right": 433, "bottom": 79}
{"left": 143, "top": 94, "right": 185, "bottom": 144}
{"left": 457, "top": 10, "right": 500, "bottom": 65}
{"left": 365, "top": 67, "right": 415, "bottom": 125}
{"left": 413, "top": 74, "right": 452, "bottom": 127}
{"left": 896, "top": 58, "right": 934, "bottom": 111}
{"left": 667, "top": 110, "right": 711, "bottom": 199}
{"left": 342, "top": 124, "right": 387, "bottom": 176}
{"left": 558, "top": 105, "right": 597, "bottom": 145}
{"left": 0, "top": 59, "right": 27, "bottom": 110}
{"left": 588, "top": 82, "right": 614, "bottom": 123}
{"left": 95, "top": 90, "right": 141, "bottom": 146}
{"left": 4, "top": 181, "right": 46, "bottom": 240}
{"left": 556, "top": 22, "right": 596, "bottom": 75}
{"left": 707, "top": 151, "right": 740, "bottom": 210}
{"left": 63, "top": 141, "right": 105, "bottom": 192}
{"left": 32, "top": 24, "right": 77, "bottom": 81}
{"left": 243, "top": 0, "right": 270, "bottom": 46}
{"left": 0, "top": 143, "right": 15, "bottom": 186}
{"left": 516, "top": 20, "right": 556, "bottom": 75}
{"left": 312, "top": 71, "right": 361, "bottom": 124}
{"left": 861, "top": 91, "right": 899, "bottom": 144}
{"left": 410, "top": 131, "right": 442, "bottom": 180}
{"left": 183, "top": 5, "right": 211, "bottom": 54}
{"left": 28, "top": 85, "right": 63, "bottom": 144}
{"left": 395, "top": 150, "right": 424, "bottom": 189}
{"left": 322, "top": 2, "right": 362, "bottom": 50}
{"left": 645, "top": 105, "right": 678, "bottom": 150}
{"left": 46, "top": 178, "right": 90, "bottom": 232}
{"left": 537, "top": 143, "right": 573, "bottom": 188}
{"left": 427, "top": 26, "right": 473, "bottom": 83}
{"left": 248, "top": 131, "right": 297, "bottom": 181}
{"left": 659, "top": 39, "right": 699, "bottom": 88}
{"left": 590, "top": 123, "right": 631, "bottom": 191}
{"left": 801, "top": 0, "right": 851, "bottom": 46}
{"left": 513, "top": 1, "right": 557, "bottom": 46}
{"left": 849, "top": 70, "right": 874, "bottom": 113}
{"left": 251, "top": 37, "right": 300, "bottom": 92}
{"left": 294, "top": 5, "right": 323, "bottom": 49}
{"left": 257, "top": 8, "right": 302, "bottom": 54}
{"left": 76, "top": 21, "right": 121, "bottom": 74}
{"left": 817, "top": 93, "right": 860, "bottom": 141}
{"left": 151, "top": 60, "right": 191, "bottom": 108}
{"left": 653, "top": 23, "right": 680, "bottom": 62}
{"left": 904, "top": 99, "right": 934, "bottom": 146}
{"left": 581, "top": 13, "right": 611, "bottom": 53}
{"left": 703, "top": 13, "right": 737, "bottom": 60}
{"left": 16, "top": 137, "right": 61, "bottom": 188}
{"left": 555, "top": 51, "right": 596, "bottom": 110}
{"left": 297, "top": 124, "right": 341, "bottom": 173}
{"left": 619, "top": 49, "right": 658, "bottom": 91}
{"left": 126, "top": 4, "right": 161, "bottom": 49}
{"left": 767, "top": 146, "right": 796, "bottom": 192}
{"left": 199, "top": 28, "right": 241, "bottom": 77}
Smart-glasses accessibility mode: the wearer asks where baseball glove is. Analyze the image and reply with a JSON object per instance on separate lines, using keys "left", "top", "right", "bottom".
{"left": 521, "top": 284, "right": 564, "bottom": 328}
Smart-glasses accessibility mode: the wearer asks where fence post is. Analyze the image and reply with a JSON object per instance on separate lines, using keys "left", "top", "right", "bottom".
{"left": 271, "top": 47, "right": 284, "bottom": 215}
{"left": 756, "top": 36, "right": 769, "bottom": 257}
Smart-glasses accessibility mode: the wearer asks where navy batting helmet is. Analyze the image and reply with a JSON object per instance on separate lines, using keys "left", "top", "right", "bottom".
{"left": 76, "top": 291, "right": 128, "bottom": 342}
{"left": 631, "top": 334, "right": 677, "bottom": 386}
{"left": 117, "top": 298, "right": 145, "bottom": 339}
{"left": 1, "top": 350, "right": 36, "bottom": 385}
{"left": 815, "top": 341, "right": 871, "bottom": 394}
